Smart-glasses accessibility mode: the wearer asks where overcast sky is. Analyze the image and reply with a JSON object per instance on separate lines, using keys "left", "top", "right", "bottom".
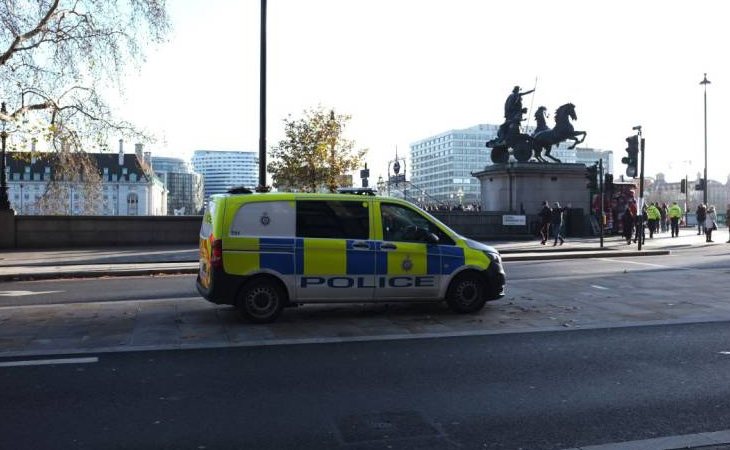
{"left": 119, "top": 0, "right": 729, "bottom": 183}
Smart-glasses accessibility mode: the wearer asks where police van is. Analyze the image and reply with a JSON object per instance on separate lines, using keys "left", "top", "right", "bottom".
{"left": 196, "top": 188, "right": 506, "bottom": 323}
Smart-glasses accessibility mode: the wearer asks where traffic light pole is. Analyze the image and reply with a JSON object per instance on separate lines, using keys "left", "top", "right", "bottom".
{"left": 684, "top": 174, "right": 689, "bottom": 226}
{"left": 599, "top": 158, "right": 604, "bottom": 248}
{"left": 638, "top": 134, "right": 645, "bottom": 251}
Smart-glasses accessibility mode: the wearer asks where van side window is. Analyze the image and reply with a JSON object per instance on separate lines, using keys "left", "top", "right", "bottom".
{"left": 231, "top": 201, "right": 296, "bottom": 237}
{"left": 381, "top": 203, "right": 455, "bottom": 245}
{"left": 297, "top": 201, "right": 369, "bottom": 240}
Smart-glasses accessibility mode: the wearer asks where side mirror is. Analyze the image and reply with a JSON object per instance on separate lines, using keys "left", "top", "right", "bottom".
{"left": 425, "top": 232, "right": 440, "bottom": 244}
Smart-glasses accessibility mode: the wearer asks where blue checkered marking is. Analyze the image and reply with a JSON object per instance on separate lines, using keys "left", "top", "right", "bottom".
{"left": 439, "top": 246, "right": 465, "bottom": 275}
{"left": 427, "top": 245, "right": 441, "bottom": 275}
{"left": 374, "top": 242, "right": 388, "bottom": 275}
{"left": 346, "top": 240, "right": 375, "bottom": 275}
{"left": 295, "top": 239, "right": 304, "bottom": 275}
{"left": 259, "top": 238, "right": 295, "bottom": 275}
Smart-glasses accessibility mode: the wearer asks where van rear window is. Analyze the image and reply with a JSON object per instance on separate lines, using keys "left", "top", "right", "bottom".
{"left": 296, "top": 201, "right": 369, "bottom": 240}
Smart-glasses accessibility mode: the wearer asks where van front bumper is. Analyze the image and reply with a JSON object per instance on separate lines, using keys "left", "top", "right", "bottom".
{"left": 484, "top": 259, "right": 506, "bottom": 301}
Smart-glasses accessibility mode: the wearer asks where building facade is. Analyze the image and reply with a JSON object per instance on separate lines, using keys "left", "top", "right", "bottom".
{"left": 409, "top": 124, "right": 613, "bottom": 205}
{"left": 644, "top": 172, "right": 729, "bottom": 217}
{"left": 410, "top": 124, "right": 495, "bottom": 205}
{"left": 151, "top": 156, "right": 204, "bottom": 215}
{"left": 5, "top": 146, "right": 167, "bottom": 216}
{"left": 191, "top": 150, "right": 258, "bottom": 199}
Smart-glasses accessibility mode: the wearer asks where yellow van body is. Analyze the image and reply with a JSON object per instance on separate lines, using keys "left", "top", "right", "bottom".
{"left": 197, "top": 192, "right": 505, "bottom": 323}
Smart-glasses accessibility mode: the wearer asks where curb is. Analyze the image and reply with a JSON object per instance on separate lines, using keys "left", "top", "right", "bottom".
{"left": 502, "top": 249, "right": 670, "bottom": 261}
{"left": 0, "top": 250, "right": 671, "bottom": 281}
{"left": 0, "top": 267, "right": 198, "bottom": 282}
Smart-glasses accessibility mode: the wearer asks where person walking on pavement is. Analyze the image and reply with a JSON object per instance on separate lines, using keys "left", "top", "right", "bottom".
{"left": 660, "top": 202, "right": 669, "bottom": 233}
{"left": 705, "top": 205, "right": 718, "bottom": 242}
{"left": 668, "top": 201, "right": 683, "bottom": 237}
{"left": 551, "top": 201, "right": 566, "bottom": 246}
{"left": 647, "top": 202, "right": 661, "bottom": 239}
{"left": 622, "top": 206, "right": 635, "bottom": 245}
{"left": 696, "top": 203, "right": 707, "bottom": 235}
{"left": 538, "top": 200, "right": 552, "bottom": 245}
{"left": 726, "top": 204, "right": 730, "bottom": 243}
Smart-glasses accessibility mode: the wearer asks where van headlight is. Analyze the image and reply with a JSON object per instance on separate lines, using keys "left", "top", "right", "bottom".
{"left": 484, "top": 250, "right": 501, "bottom": 264}
{"left": 464, "top": 238, "right": 501, "bottom": 263}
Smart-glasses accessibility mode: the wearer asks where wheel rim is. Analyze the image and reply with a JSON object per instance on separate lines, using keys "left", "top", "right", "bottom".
{"left": 455, "top": 280, "right": 479, "bottom": 306}
{"left": 245, "top": 286, "right": 278, "bottom": 318}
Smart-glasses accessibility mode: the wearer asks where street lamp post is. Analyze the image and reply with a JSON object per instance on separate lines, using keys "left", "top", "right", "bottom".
{"left": 700, "top": 73, "right": 710, "bottom": 205}
{"left": 0, "top": 102, "right": 10, "bottom": 211}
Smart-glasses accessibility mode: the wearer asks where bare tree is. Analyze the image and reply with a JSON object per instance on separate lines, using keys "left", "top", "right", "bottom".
{"left": 0, "top": 0, "right": 170, "bottom": 210}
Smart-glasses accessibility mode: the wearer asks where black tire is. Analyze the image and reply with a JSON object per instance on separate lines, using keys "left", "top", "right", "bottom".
{"left": 236, "top": 278, "right": 286, "bottom": 323}
{"left": 490, "top": 147, "right": 509, "bottom": 164}
{"left": 446, "top": 272, "right": 488, "bottom": 314}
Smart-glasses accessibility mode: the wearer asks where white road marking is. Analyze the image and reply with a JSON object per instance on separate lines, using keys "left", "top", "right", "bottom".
{"left": 0, "top": 290, "right": 64, "bottom": 297}
{"left": 590, "top": 285, "right": 609, "bottom": 290}
{"left": 597, "top": 258, "right": 673, "bottom": 268}
{"left": 0, "top": 357, "right": 98, "bottom": 368}
{"left": 719, "top": 352, "right": 730, "bottom": 355}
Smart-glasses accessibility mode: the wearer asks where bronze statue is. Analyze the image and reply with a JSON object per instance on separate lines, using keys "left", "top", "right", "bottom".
{"left": 486, "top": 85, "right": 587, "bottom": 164}
{"left": 495, "top": 86, "right": 534, "bottom": 147}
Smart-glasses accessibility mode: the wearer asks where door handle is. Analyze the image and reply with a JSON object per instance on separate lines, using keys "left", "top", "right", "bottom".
{"left": 352, "top": 242, "right": 370, "bottom": 250}
{"left": 381, "top": 243, "right": 397, "bottom": 250}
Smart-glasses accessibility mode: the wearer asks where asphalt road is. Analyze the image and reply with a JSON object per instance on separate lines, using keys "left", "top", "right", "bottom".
{"left": 3, "top": 321, "right": 730, "bottom": 449}
{"left": 0, "top": 274, "right": 198, "bottom": 307}
{"left": 1, "top": 243, "right": 728, "bottom": 310}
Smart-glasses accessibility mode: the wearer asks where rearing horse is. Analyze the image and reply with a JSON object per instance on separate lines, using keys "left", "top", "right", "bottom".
{"left": 531, "top": 103, "right": 587, "bottom": 163}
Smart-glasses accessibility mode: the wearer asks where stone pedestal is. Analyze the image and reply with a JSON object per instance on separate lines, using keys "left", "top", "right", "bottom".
{"left": 473, "top": 162, "right": 590, "bottom": 214}
{"left": 0, "top": 209, "right": 16, "bottom": 248}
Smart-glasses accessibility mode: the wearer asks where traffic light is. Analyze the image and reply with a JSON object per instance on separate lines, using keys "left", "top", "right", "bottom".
{"left": 695, "top": 178, "right": 705, "bottom": 191}
{"left": 680, "top": 179, "right": 687, "bottom": 194}
{"left": 604, "top": 173, "right": 613, "bottom": 187}
{"left": 585, "top": 163, "right": 598, "bottom": 190}
{"left": 621, "top": 135, "right": 639, "bottom": 178}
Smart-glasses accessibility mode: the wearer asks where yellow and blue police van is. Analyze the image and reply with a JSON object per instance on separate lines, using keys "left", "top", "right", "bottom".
{"left": 196, "top": 188, "right": 506, "bottom": 323}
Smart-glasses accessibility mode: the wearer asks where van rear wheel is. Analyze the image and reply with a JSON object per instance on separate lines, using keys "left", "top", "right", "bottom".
{"left": 237, "top": 278, "right": 285, "bottom": 323}
{"left": 446, "top": 272, "right": 487, "bottom": 314}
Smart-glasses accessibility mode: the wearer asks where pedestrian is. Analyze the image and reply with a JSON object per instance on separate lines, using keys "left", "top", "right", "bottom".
{"left": 668, "top": 201, "right": 682, "bottom": 237}
{"left": 551, "top": 201, "right": 566, "bottom": 246}
{"left": 538, "top": 200, "right": 552, "bottom": 245}
{"left": 622, "top": 206, "right": 635, "bottom": 245}
{"left": 705, "top": 205, "right": 718, "bottom": 242}
{"left": 647, "top": 202, "right": 661, "bottom": 239}
{"left": 660, "top": 202, "right": 668, "bottom": 233}
{"left": 726, "top": 204, "right": 730, "bottom": 243}
{"left": 696, "top": 203, "right": 707, "bottom": 235}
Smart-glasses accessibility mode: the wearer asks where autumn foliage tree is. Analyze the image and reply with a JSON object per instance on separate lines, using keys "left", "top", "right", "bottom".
{"left": 268, "top": 107, "right": 367, "bottom": 192}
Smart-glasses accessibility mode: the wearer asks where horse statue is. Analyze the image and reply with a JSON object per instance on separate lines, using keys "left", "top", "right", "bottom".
{"left": 531, "top": 103, "right": 587, "bottom": 163}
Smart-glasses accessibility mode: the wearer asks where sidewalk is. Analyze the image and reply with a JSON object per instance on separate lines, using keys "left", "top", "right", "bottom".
{"left": 0, "top": 229, "right": 713, "bottom": 281}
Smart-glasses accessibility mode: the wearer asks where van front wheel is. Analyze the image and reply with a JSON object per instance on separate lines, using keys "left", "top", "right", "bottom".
{"left": 446, "top": 272, "right": 488, "bottom": 314}
{"left": 237, "top": 278, "right": 285, "bottom": 323}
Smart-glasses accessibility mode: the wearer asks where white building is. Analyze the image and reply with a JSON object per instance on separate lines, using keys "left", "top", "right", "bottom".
{"left": 5, "top": 142, "right": 167, "bottom": 216}
{"left": 191, "top": 150, "right": 258, "bottom": 199}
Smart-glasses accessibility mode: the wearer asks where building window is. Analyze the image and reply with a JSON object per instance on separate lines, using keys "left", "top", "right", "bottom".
{"left": 127, "top": 193, "right": 139, "bottom": 216}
